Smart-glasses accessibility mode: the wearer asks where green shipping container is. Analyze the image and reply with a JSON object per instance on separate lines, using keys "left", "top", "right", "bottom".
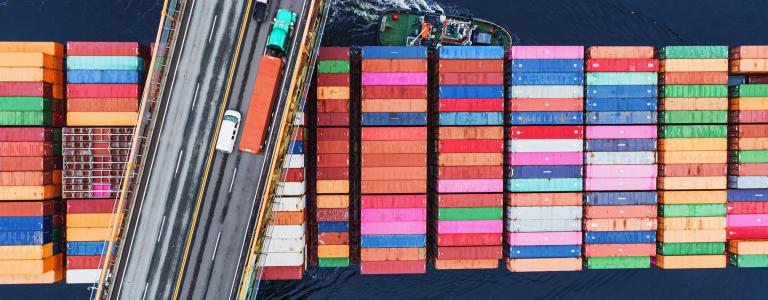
{"left": 52, "top": 128, "right": 62, "bottom": 142}
{"left": 0, "top": 97, "right": 53, "bottom": 112}
{"left": 0, "top": 111, "right": 54, "bottom": 126}
{"left": 438, "top": 207, "right": 503, "bottom": 220}
{"left": 661, "top": 85, "right": 728, "bottom": 98}
{"left": 53, "top": 227, "right": 62, "bottom": 242}
{"left": 660, "top": 111, "right": 728, "bottom": 124}
{"left": 731, "top": 84, "right": 768, "bottom": 97}
{"left": 657, "top": 242, "right": 725, "bottom": 255}
{"left": 317, "top": 60, "right": 350, "bottom": 74}
{"left": 659, "top": 46, "right": 729, "bottom": 59}
{"left": 729, "top": 254, "right": 768, "bottom": 268}
{"left": 736, "top": 150, "right": 768, "bottom": 163}
{"left": 660, "top": 204, "right": 726, "bottom": 217}
{"left": 318, "top": 257, "right": 350, "bottom": 267}
{"left": 586, "top": 72, "right": 657, "bottom": 85}
{"left": 585, "top": 256, "right": 650, "bottom": 269}
{"left": 661, "top": 125, "right": 727, "bottom": 138}
{"left": 66, "top": 56, "right": 144, "bottom": 71}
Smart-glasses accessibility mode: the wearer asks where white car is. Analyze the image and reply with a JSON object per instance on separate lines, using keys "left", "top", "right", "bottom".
{"left": 216, "top": 110, "right": 242, "bottom": 153}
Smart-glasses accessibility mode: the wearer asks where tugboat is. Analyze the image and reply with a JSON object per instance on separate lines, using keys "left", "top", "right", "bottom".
{"left": 377, "top": 9, "right": 512, "bottom": 48}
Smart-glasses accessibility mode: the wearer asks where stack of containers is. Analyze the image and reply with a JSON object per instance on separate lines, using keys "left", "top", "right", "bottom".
{"left": 582, "top": 46, "right": 658, "bottom": 269}
{"left": 359, "top": 46, "right": 427, "bottom": 274}
{"left": 0, "top": 42, "right": 65, "bottom": 284}
{"left": 314, "top": 47, "right": 351, "bottom": 268}
{"left": 432, "top": 46, "right": 504, "bottom": 270}
{"left": 656, "top": 46, "right": 729, "bottom": 269}
{"left": 505, "top": 46, "right": 584, "bottom": 272}
{"left": 260, "top": 110, "right": 307, "bottom": 280}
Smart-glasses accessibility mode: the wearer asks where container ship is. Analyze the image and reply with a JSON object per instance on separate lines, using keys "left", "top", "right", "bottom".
{"left": 377, "top": 9, "right": 512, "bottom": 48}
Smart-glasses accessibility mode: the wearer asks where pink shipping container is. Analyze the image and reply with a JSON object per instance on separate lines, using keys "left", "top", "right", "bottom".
{"left": 0, "top": 128, "right": 55, "bottom": 142}
{"left": 361, "top": 72, "right": 427, "bottom": 86}
{"left": 436, "top": 179, "right": 503, "bottom": 193}
{"left": 508, "top": 152, "right": 583, "bottom": 166}
{"left": 66, "top": 42, "right": 147, "bottom": 56}
{"left": 506, "top": 232, "right": 583, "bottom": 246}
{"left": 361, "top": 208, "right": 426, "bottom": 222}
{"left": 727, "top": 214, "right": 768, "bottom": 227}
{"left": 360, "top": 260, "right": 426, "bottom": 274}
{"left": 586, "top": 165, "right": 658, "bottom": 177}
{"left": 67, "top": 84, "right": 141, "bottom": 98}
{"left": 585, "top": 178, "right": 657, "bottom": 191}
{"left": 360, "top": 194, "right": 427, "bottom": 208}
{"left": 586, "top": 125, "right": 658, "bottom": 139}
{"left": 437, "top": 220, "right": 503, "bottom": 234}
{"left": 509, "top": 46, "right": 585, "bottom": 59}
{"left": 361, "top": 221, "right": 426, "bottom": 234}
{"left": 0, "top": 82, "right": 58, "bottom": 98}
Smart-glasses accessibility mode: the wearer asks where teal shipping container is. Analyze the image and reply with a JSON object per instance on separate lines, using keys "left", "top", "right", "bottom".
{"left": 66, "top": 56, "right": 144, "bottom": 71}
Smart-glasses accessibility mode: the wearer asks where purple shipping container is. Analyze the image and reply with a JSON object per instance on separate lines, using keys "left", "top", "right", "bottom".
{"left": 585, "top": 125, "right": 657, "bottom": 139}
{"left": 361, "top": 72, "right": 428, "bottom": 86}
{"left": 437, "top": 220, "right": 503, "bottom": 234}
{"left": 585, "top": 178, "right": 657, "bottom": 191}
{"left": 361, "top": 208, "right": 427, "bottom": 222}
{"left": 509, "top": 46, "right": 585, "bottom": 59}
{"left": 586, "top": 165, "right": 658, "bottom": 178}
{"left": 508, "top": 152, "right": 583, "bottom": 166}
{"left": 361, "top": 221, "right": 427, "bottom": 235}
{"left": 506, "top": 232, "right": 583, "bottom": 246}
{"left": 436, "top": 179, "right": 504, "bottom": 193}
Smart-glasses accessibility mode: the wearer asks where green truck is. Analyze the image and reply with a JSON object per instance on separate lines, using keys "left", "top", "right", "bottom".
{"left": 267, "top": 8, "right": 297, "bottom": 56}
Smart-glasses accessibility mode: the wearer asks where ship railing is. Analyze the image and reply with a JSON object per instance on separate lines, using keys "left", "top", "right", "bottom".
{"left": 91, "top": 0, "right": 187, "bottom": 299}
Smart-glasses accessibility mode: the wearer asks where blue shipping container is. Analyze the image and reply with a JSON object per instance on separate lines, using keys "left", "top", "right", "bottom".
{"left": 0, "top": 230, "right": 51, "bottom": 245}
{"left": 508, "top": 165, "right": 583, "bottom": 179}
{"left": 318, "top": 221, "right": 349, "bottom": 232}
{"left": 508, "top": 245, "right": 582, "bottom": 258}
{"left": 585, "top": 191, "right": 658, "bottom": 206}
{"left": 361, "top": 234, "right": 426, "bottom": 248}
{"left": 510, "top": 59, "right": 584, "bottom": 72}
{"left": 583, "top": 231, "right": 656, "bottom": 244}
{"left": 439, "top": 112, "right": 503, "bottom": 126}
{"left": 0, "top": 216, "right": 52, "bottom": 231}
{"left": 586, "top": 98, "right": 658, "bottom": 112}
{"left": 67, "top": 241, "right": 112, "bottom": 256}
{"left": 361, "top": 112, "right": 427, "bottom": 126}
{"left": 508, "top": 72, "right": 584, "bottom": 85}
{"left": 729, "top": 176, "right": 768, "bottom": 189}
{"left": 440, "top": 85, "right": 504, "bottom": 99}
{"left": 585, "top": 138, "right": 658, "bottom": 152}
{"left": 586, "top": 111, "right": 657, "bottom": 125}
{"left": 288, "top": 141, "right": 304, "bottom": 154}
{"left": 508, "top": 112, "right": 583, "bottom": 125}
{"left": 361, "top": 46, "right": 427, "bottom": 59}
{"left": 66, "top": 70, "right": 143, "bottom": 84}
{"left": 439, "top": 46, "right": 504, "bottom": 59}
{"left": 586, "top": 85, "right": 658, "bottom": 98}
{"left": 727, "top": 189, "right": 768, "bottom": 202}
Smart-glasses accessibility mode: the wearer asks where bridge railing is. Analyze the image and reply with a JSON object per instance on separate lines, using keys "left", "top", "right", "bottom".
{"left": 92, "top": 0, "right": 187, "bottom": 298}
{"left": 238, "top": 0, "right": 333, "bottom": 299}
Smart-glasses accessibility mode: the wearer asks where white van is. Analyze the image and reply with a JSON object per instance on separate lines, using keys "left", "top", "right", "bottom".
{"left": 216, "top": 110, "right": 242, "bottom": 153}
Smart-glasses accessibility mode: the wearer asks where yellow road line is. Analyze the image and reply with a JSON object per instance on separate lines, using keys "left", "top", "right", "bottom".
{"left": 171, "top": 0, "right": 254, "bottom": 299}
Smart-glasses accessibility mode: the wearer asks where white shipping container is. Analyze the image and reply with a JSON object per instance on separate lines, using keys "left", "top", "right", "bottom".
{"left": 65, "top": 269, "right": 100, "bottom": 284}
{"left": 585, "top": 151, "right": 656, "bottom": 165}
{"left": 506, "top": 206, "right": 583, "bottom": 220}
{"left": 508, "top": 85, "right": 584, "bottom": 99}
{"left": 276, "top": 181, "right": 305, "bottom": 196}
{"left": 507, "top": 139, "right": 584, "bottom": 152}
{"left": 504, "top": 219, "right": 581, "bottom": 232}
{"left": 258, "top": 252, "right": 305, "bottom": 267}
{"left": 273, "top": 195, "right": 306, "bottom": 212}
{"left": 729, "top": 176, "right": 768, "bottom": 189}
{"left": 265, "top": 224, "right": 305, "bottom": 239}
{"left": 283, "top": 154, "right": 305, "bottom": 169}
{"left": 293, "top": 112, "right": 305, "bottom": 126}
{"left": 262, "top": 237, "right": 306, "bottom": 253}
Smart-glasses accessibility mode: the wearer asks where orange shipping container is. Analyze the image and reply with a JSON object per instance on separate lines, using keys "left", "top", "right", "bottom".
{"left": 0, "top": 67, "right": 63, "bottom": 85}
{"left": 660, "top": 163, "right": 727, "bottom": 177}
{"left": 317, "top": 141, "right": 349, "bottom": 154}
{"left": 655, "top": 254, "right": 726, "bottom": 269}
{"left": 0, "top": 253, "right": 61, "bottom": 275}
{"left": 361, "top": 140, "right": 426, "bottom": 154}
{"left": 584, "top": 218, "right": 657, "bottom": 231}
{"left": 66, "top": 98, "right": 138, "bottom": 112}
{"left": 434, "top": 259, "right": 498, "bottom": 270}
{"left": 361, "top": 166, "right": 427, "bottom": 181}
{"left": 362, "top": 59, "right": 427, "bottom": 72}
{"left": 507, "top": 192, "right": 583, "bottom": 207}
{"left": 317, "top": 86, "right": 349, "bottom": 100}
{"left": 0, "top": 185, "right": 60, "bottom": 200}
{"left": 439, "top": 126, "right": 504, "bottom": 140}
{"left": 0, "top": 171, "right": 59, "bottom": 186}
{"left": 505, "top": 258, "right": 582, "bottom": 272}
{"left": 362, "top": 99, "right": 427, "bottom": 113}
{"left": 657, "top": 217, "right": 726, "bottom": 230}
{"left": 316, "top": 180, "right": 349, "bottom": 194}
{"left": 0, "top": 42, "right": 64, "bottom": 58}
{"left": 732, "top": 138, "right": 768, "bottom": 150}
{"left": 587, "top": 46, "right": 655, "bottom": 59}
{"left": 0, "top": 267, "right": 64, "bottom": 284}
{"left": 730, "top": 59, "right": 768, "bottom": 73}
{"left": 362, "top": 154, "right": 425, "bottom": 167}
{"left": 659, "top": 151, "right": 727, "bottom": 164}
{"left": 317, "top": 195, "right": 349, "bottom": 209}
{"left": 0, "top": 201, "right": 53, "bottom": 217}
{"left": 658, "top": 176, "right": 727, "bottom": 190}
{"left": 659, "top": 72, "right": 729, "bottom": 85}
{"left": 660, "top": 59, "right": 728, "bottom": 72}
{"left": 660, "top": 98, "right": 728, "bottom": 111}
{"left": 439, "top": 60, "right": 503, "bottom": 73}
{"left": 659, "top": 190, "right": 726, "bottom": 204}
{"left": 584, "top": 205, "right": 656, "bottom": 218}
{"left": 0, "top": 53, "right": 62, "bottom": 70}
{"left": 0, "top": 243, "right": 56, "bottom": 260}
{"left": 239, "top": 55, "right": 283, "bottom": 154}
{"left": 271, "top": 211, "right": 305, "bottom": 225}
{"left": 66, "top": 227, "right": 112, "bottom": 242}
{"left": 439, "top": 153, "right": 503, "bottom": 166}
{"left": 658, "top": 138, "right": 727, "bottom": 151}
{"left": 66, "top": 213, "right": 117, "bottom": 228}
{"left": 730, "top": 98, "right": 768, "bottom": 110}
{"left": 67, "top": 112, "right": 137, "bottom": 126}
{"left": 361, "top": 248, "right": 426, "bottom": 261}
{"left": 317, "top": 245, "right": 349, "bottom": 258}
{"left": 729, "top": 240, "right": 768, "bottom": 255}
{"left": 360, "top": 180, "right": 426, "bottom": 194}
{"left": 657, "top": 229, "right": 726, "bottom": 243}
{"left": 731, "top": 46, "right": 768, "bottom": 59}
{"left": 584, "top": 244, "right": 656, "bottom": 257}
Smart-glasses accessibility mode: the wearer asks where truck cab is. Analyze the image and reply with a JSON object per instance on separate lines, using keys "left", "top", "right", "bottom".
{"left": 266, "top": 9, "right": 297, "bottom": 56}
{"left": 253, "top": 0, "right": 268, "bottom": 23}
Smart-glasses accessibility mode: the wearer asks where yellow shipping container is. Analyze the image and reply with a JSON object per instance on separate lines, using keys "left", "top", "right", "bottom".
{"left": 731, "top": 59, "right": 768, "bottom": 73}
{"left": 656, "top": 254, "right": 726, "bottom": 269}
{"left": 729, "top": 240, "right": 768, "bottom": 255}
{"left": 0, "top": 42, "right": 64, "bottom": 58}
{"left": 317, "top": 86, "right": 349, "bottom": 100}
{"left": 661, "top": 98, "right": 728, "bottom": 111}
{"left": 66, "top": 213, "right": 120, "bottom": 228}
{"left": 316, "top": 180, "right": 349, "bottom": 194}
{"left": 67, "top": 112, "right": 138, "bottom": 126}
{"left": 66, "top": 227, "right": 112, "bottom": 242}
{"left": 660, "top": 59, "right": 728, "bottom": 72}
{"left": 0, "top": 53, "right": 63, "bottom": 70}
{"left": 660, "top": 190, "right": 727, "bottom": 204}
{"left": 658, "top": 229, "right": 726, "bottom": 243}
{"left": 658, "top": 177, "right": 727, "bottom": 190}
{"left": 735, "top": 138, "right": 768, "bottom": 150}
{"left": 658, "top": 217, "right": 726, "bottom": 230}
{"left": 438, "top": 153, "right": 503, "bottom": 166}
{"left": 731, "top": 98, "right": 768, "bottom": 111}
{"left": 659, "top": 150, "right": 727, "bottom": 164}
{"left": 658, "top": 138, "right": 727, "bottom": 151}
{"left": 362, "top": 99, "right": 427, "bottom": 112}
{"left": 0, "top": 185, "right": 60, "bottom": 201}
{"left": 316, "top": 195, "right": 349, "bottom": 209}
{"left": 0, "top": 253, "right": 62, "bottom": 275}
{"left": 0, "top": 268, "right": 64, "bottom": 284}
{"left": 0, "top": 243, "right": 55, "bottom": 260}
{"left": 0, "top": 67, "right": 63, "bottom": 85}
{"left": 317, "top": 245, "right": 349, "bottom": 258}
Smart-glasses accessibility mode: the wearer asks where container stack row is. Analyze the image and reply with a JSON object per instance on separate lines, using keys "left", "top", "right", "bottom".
{"left": 0, "top": 42, "right": 65, "bottom": 284}
{"left": 656, "top": 46, "right": 729, "bottom": 269}
{"left": 432, "top": 46, "right": 504, "bottom": 270}
{"left": 505, "top": 46, "right": 584, "bottom": 272}
{"left": 314, "top": 47, "right": 351, "bottom": 268}
{"left": 583, "top": 46, "right": 658, "bottom": 269}
{"left": 359, "top": 46, "right": 427, "bottom": 274}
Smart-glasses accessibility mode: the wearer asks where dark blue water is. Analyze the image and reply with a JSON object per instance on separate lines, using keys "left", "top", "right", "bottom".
{"left": 1, "top": 0, "right": 768, "bottom": 299}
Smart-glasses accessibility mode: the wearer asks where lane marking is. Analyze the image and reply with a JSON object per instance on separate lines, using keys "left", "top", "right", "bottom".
{"left": 229, "top": 168, "right": 238, "bottom": 193}
{"left": 157, "top": 216, "right": 167, "bottom": 243}
{"left": 209, "top": 15, "right": 218, "bottom": 43}
{"left": 174, "top": 150, "right": 184, "bottom": 177}
{"left": 141, "top": 282, "right": 149, "bottom": 300}
{"left": 211, "top": 231, "right": 222, "bottom": 261}
{"left": 192, "top": 82, "right": 200, "bottom": 108}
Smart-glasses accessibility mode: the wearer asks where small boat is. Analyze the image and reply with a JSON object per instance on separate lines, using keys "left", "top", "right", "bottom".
{"left": 377, "top": 9, "right": 512, "bottom": 48}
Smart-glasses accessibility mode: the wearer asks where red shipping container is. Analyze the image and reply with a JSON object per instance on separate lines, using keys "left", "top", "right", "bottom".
{"left": 0, "top": 201, "right": 54, "bottom": 216}
{"left": 317, "top": 74, "right": 350, "bottom": 86}
{"left": 0, "top": 128, "right": 56, "bottom": 142}
{"left": 585, "top": 59, "right": 659, "bottom": 72}
{"left": 67, "top": 42, "right": 147, "bottom": 56}
{"left": 439, "top": 99, "right": 504, "bottom": 112}
{"left": 509, "top": 126, "right": 584, "bottom": 139}
{"left": 748, "top": 76, "right": 768, "bottom": 84}
{"left": 731, "top": 163, "right": 768, "bottom": 176}
{"left": 316, "top": 128, "right": 349, "bottom": 141}
{"left": 317, "top": 99, "right": 349, "bottom": 113}
{"left": 0, "top": 82, "right": 58, "bottom": 99}
{"left": 0, "top": 142, "right": 56, "bottom": 156}
{"left": 284, "top": 168, "right": 305, "bottom": 182}
{"left": 0, "top": 157, "right": 60, "bottom": 171}
{"left": 728, "top": 202, "right": 768, "bottom": 215}
{"left": 660, "top": 164, "right": 727, "bottom": 177}
{"left": 260, "top": 266, "right": 303, "bottom": 280}
{"left": 294, "top": 129, "right": 304, "bottom": 141}
{"left": 362, "top": 86, "right": 426, "bottom": 99}
{"left": 316, "top": 154, "right": 349, "bottom": 168}
{"left": 66, "top": 98, "right": 138, "bottom": 112}
{"left": 317, "top": 141, "right": 349, "bottom": 154}
{"left": 438, "top": 166, "right": 504, "bottom": 179}
{"left": 0, "top": 171, "right": 58, "bottom": 186}
{"left": 318, "top": 47, "right": 349, "bottom": 60}
{"left": 438, "top": 139, "right": 503, "bottom": 153}
{"left": 316, "top": 208, "right": 349, "bottom": 221}
{"left": 731, "top": 111, "right": 768, "bottom": 123}
{"left": 318, "top": 232, "right": 349, "bottom": 245}
{"left": 439, "top": 60, "right": 503, "bottom": 73}
{"left": 317, "top": 112, "right": 350, "bottom": 126}
{"left": 659, "top": 72, "right": 729, "bottom": 85}
{"left": 66, "top": 199, "right": 119, "bottom": 214}
{"left": 361, "top": 127, "right": 426, "bottom": 141}
{"left": 66, "top": 255, "right": 101, "bottom": 269}
{"left": 52, "top": 213, "right": 64, "bottom": 228}
{"left": 67, "top": 84, "right": 141, "bottom": 98}
{"left": 733, "top": 125, "right": 768, "bottom": 138}
{"left": 362, "top": 154, "right": 425, "bottom": 167}
{"left": 360, "top": 260, "right": 426, "bottom": 275}
{"left": 438, "top": 193, "right": 503, "bottom": 208}
{"left": 439, "top": 73, "right": 504, "bottom": 85}
{"left": 360, "top": 194, "right": 427, "bottom": 208}
{"left": 727, "top": 226, "right": 768, "bottom": 239}
{"left": 506, "top": 192, "right": 583, "bottom": 206}
{"left": 437, "top": 233, "right": 502, "bottom": 246}
{"left": 316, "top": 167, "right": 349, "bottom": 180}
{"left": 436, "top": 246, "right": 503, "bottom": 259}
{"left": 508, "top": 98, "right": 584, "bottom": 112}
